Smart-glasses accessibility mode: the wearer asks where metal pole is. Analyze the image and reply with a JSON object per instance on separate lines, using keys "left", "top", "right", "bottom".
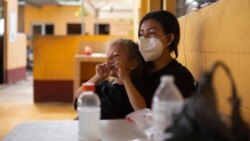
{"left": 81, "top": 0, "right": 84, "bottom": 35}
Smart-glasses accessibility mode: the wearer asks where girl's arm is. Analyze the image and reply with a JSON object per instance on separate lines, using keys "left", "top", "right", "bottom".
{"left": 75, "top": 62, "right": 110, "bottom": 98}
{"left": 116, "top": 62, "right": 146, "bottom": 110}
{"left": 123, "top": 76, "right": 147, "bottom": 110}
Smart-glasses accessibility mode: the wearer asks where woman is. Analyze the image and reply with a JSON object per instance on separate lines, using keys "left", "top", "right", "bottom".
{"left": 138, "top": 10, "right": 196, "bottom": 107}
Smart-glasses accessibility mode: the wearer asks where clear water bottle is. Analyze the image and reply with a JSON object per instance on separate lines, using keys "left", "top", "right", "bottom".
{"left": 152, "top": 75, "right": 184, "bottom": 141}
{"left": 77, "top": 82, "right": 101, "bottom": 141}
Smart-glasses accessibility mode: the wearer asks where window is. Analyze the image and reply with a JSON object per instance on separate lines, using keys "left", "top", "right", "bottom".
{"left": 67, "top": 24, "right": 82, "bottom": 35}
{"left": 94, "top": 24, "right": 110, "bottom": 35}
{"left": 31, "top": 23, "right": 54, "bottom": 35}
{"left": 45, "top": 24, "right": 54, "bottom": 35}
{"left": 32, "top": 25, "right": 42, "bottom": 35}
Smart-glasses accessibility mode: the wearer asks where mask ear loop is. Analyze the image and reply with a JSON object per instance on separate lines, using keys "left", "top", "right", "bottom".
{"left": 164, "top": 34, "right": 175, "bottom": 46}
{"left": 166, "top": 41, "right": 172, "bottom": 46}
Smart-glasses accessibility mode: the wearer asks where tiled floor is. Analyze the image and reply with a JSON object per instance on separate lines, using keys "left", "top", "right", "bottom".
{"left": 0, "top": 74, "right": 76, "bottom": 139}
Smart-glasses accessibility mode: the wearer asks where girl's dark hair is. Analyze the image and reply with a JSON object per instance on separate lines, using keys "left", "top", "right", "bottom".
{"left": 138, "top": 10, "right": 180, "bottom": 58}
{"left": 110, "top": 39, "right": 147, "bottom": 81}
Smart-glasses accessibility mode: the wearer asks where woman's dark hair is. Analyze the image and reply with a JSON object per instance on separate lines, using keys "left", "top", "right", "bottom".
{"left": 110, "top": 39, "right": 147, "bottom": 81}
{"left": 138, "top": 10, "right": 180, "bottom": 58}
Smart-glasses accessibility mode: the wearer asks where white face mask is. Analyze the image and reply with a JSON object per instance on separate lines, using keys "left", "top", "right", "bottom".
{"left": 138, "top": 37, "right": 164, "bottom": 62}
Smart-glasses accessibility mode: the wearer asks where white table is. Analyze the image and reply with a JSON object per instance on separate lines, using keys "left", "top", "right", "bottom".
{"left": 3, "top": 120, "right": 146, "bottom": 141}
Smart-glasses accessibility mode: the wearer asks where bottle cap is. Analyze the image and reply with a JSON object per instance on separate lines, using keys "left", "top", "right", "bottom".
{"left": 82, "top": 82, "right": 95, "bottom": 91}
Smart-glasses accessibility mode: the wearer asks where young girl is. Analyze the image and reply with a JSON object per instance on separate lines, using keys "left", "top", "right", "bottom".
{"left": 75, "top": 39, "right": 148, "bottom": 119}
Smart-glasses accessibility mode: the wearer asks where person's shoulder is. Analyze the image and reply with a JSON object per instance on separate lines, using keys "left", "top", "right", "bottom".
{"left": 96, "top": 80, "right": 113, "bottom": 89}
{"left": 97, "top": 80, "right": 111, "bottom": 85}
{"left": 97, "top": 80, "right": 126, "bottom": 89}
{"left": 158, "top": 59, "right": 194, "bottom": 81}
{"left": 95, "top": 81, "right": 119, "bottom": 96}
{"left": 169, "top": 59, "right": 192, "bottom": 74}
{"left": 169, "top": 59, "right": 184, "bottom": 68}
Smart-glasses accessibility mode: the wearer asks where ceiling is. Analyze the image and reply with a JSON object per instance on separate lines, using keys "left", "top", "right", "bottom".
{"left": 23, "top": 0, "right": 133, "bottom": 9}
{"left": 25, "top": 0, "right": 60, "bottom": 6}
{"left": 85, "top": 0, "right": 133, "bottom": 19}
{"left": 22, "top": 0, "right": 134, "bottom": 19}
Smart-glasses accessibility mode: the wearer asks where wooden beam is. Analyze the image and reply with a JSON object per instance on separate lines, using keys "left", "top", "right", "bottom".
{"left": 162, "top": 0, "right": 176, "bottom": 15}
{"left": 148, "top": 0, "right": 161, "bottom": 11}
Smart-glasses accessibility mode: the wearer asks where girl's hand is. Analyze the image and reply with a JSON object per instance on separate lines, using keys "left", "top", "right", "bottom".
{"left": 95, "top": 62, "right": 110, "bottom": 80}
{"left": 114, "top": 61, "right": 130, "bottom": 82}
